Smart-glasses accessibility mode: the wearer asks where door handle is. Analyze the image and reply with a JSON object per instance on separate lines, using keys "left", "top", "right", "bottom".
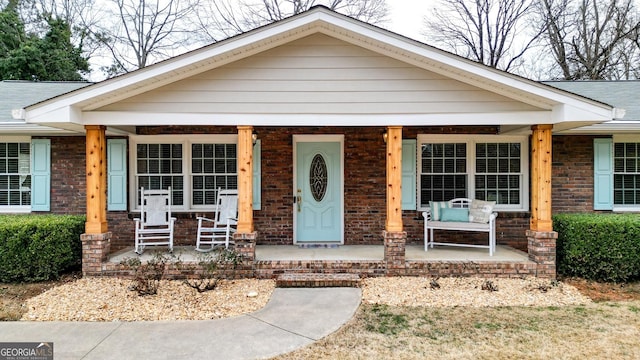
{"left": 296, "top": 189, "right": 302, "bottom": 212}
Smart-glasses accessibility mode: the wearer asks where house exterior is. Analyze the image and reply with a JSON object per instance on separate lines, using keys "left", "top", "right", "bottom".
{"left": 2, "top": 7, "right": 634, "bottom": 279}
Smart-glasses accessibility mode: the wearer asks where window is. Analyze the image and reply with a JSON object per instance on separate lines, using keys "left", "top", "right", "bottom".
{"left": 614, "top": 142, "right": 640, "bottom": 205}
{"left": 418, "top": 135, "right": 528, "bottom": 211}
{"left": 131, "top": 135, "right": 237, "bottom": 211}
{"left": 136, "top": 143, "right": 184, "bottom": 206}
{"left": 475, "top": 142, "right": 522, "bottom": 205}
{"left": 420, "top": 143, "right": 467, "bottom": 202}
{"left": 192, "top": 143, "right": 237, "bottom": 206}
{"left": 0, "top": 141, "right": 31, "bottom": 209}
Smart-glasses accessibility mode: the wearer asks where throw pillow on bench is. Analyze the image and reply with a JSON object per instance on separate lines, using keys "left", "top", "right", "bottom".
{"left": 428, "top": 201, "right": 450, "bottom": 221}
{"left": 468, "top": 199, "right": 495, "bottom": 224}
{"left": 439, "top": 207, "right": 469, "bottom": 222}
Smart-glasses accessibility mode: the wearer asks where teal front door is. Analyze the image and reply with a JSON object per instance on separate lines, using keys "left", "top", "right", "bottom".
{"left": 294, "top": 140, "right": 343, "bottom": 243}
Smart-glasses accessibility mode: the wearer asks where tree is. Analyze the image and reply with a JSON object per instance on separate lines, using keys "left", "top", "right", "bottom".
{"left": 93, "top": 0, "right": 200, "bottom": 76}
{"left": 423, "top": 0, "right": 542, "bottom": 73}
{"left": 196, "top": 0, "right": 389, "bottom": 42}
{"left": 0, "top": 8, "right": 88, "bottom": 81}
{"left": 537, "top": 0, "right": 640, "bottom": 80}
{"left": 0, "top": 1, "right": 26, "bottom": 56}
{"left": 21, "top": 0, "right": 105, "bottom": 59}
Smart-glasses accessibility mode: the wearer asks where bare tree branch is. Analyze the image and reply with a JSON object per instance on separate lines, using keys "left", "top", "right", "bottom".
{"left": 93, "top": 0, "right": 200, "bottom": 76}
{"left": 537, "top": 0, "right": 640, "bottom": 79}
{"left": 423, "top": 0, "right": 542, "bottom": 73}
{"left": 195, "top": 0, "right": 389, "bottom": 43}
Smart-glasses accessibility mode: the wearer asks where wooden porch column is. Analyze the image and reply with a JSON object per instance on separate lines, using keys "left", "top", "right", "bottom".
{"left": 84, "top": 125, "right": 108, "bottom": 234}
{"left": 385, "top": 126, "right": 403, "bottom": 232}
{"left": 237, "top": 126, "right": 254, "bottom": 233}
{"left": 530, "top": 124, "right": 553, "bottom": 232}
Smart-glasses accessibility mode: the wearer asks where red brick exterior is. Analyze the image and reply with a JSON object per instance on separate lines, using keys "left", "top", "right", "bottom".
{"left": 384, "top": 230, "right": 406, "bottom": 275}
{"left": 552, "top": 135, "right": 596, "bottom": 213}
{"left": 80, "top": 232, "right": 111, "bottom": 275}
{"left": 48, "top": 136, "right": 86, "bottom": 214}
{"left": 526, "top": 230, "right": 558, "bottom": 278}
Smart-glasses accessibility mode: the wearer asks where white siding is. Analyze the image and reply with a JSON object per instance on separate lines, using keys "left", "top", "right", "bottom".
{"left": 99, "top": 34, "right": 540, "bottom": 114}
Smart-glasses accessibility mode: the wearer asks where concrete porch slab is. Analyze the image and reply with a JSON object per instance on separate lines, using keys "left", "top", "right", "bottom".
{"left": 108, "top": 244, "right": 530, "bottom": 263}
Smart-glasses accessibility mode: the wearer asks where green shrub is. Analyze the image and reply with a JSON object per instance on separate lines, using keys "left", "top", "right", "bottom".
{"left": 0, "top": 214, "right": 85, "bottom": 282}
{"left": 554, "top": 213, "right": 640, "bottom": 282}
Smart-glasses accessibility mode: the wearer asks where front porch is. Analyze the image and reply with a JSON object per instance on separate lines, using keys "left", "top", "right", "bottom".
{"left": 103, "top": 244, "right": 536, "bottom": 279}
{"left": 79, "top": 124, "right": 557, "bottom": 279}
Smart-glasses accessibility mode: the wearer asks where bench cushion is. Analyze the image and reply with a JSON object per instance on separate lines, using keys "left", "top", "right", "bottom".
{"left": 427, "top": 220, "right": 490, "bottom": 231}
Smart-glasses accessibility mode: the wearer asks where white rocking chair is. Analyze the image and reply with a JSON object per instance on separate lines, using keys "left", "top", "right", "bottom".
{"left": 134, "top": 187, "right": 176, "bottom": 255}
{"left": 196, "top": 189, "right": 238, "bottom": 251}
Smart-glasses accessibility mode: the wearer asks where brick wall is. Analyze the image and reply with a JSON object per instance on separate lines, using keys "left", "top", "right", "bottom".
{"left": 49, "top": 136, "right": 86, "bottom": 214}
{"left": 552, "top": 135, "right": 596, "bottom": 213}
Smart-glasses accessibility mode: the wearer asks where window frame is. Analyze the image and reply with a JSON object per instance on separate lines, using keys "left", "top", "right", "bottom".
{"left": 0, "top": 136, "right": 32, "bottom": 213}
{"left": 612, "top": 134, "right": 640, "bottom": 211}
{"left": 417, "top": 134, "right": 529, "bottom": 212}
{"left": 129, "top": 134, "right": 238, "bottom": 212}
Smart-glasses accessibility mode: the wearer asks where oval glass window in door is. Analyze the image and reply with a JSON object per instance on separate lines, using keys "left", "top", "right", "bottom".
{"left": 310, "top": 154, "right": 328, "bottom": 201}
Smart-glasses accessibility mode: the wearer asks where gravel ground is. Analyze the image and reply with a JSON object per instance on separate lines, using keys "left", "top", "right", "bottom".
{"left": 21, "top": 278, "right": 276, "bottom": 322}
{"left": 21, "top": 276, "right": 590, "bottom": 322}
{"left": 362, "top": 277, "right": 591, "bottom": 307}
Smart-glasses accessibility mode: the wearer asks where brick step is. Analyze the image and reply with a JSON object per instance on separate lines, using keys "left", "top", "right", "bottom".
{"left": 276, "top": 273, "right": 361, "bottom": 288}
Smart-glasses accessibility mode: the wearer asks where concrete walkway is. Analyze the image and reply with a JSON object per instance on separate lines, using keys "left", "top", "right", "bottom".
{"left": 0, "top": 287, "right": 362, "bottom": 360}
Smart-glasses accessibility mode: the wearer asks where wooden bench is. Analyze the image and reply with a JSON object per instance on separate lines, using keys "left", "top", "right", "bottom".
{"left": 422, "top": 198, "right": 498, "bottom": 256}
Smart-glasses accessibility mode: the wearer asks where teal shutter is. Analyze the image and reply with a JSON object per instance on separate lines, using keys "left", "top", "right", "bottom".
{"left": 108, "top": 139, "right": 128, "bottom": 211}
{"left": 594, "top": 138, "right": 614, "bottom": 210}
{"left": 30, "top": 139, "right": 50, "bottom": 211}
{"left": 253, "top": 140, "right": 261, "bottom": 210}
{"left": 402, "top": 139, "right": 417, "bottom": 210}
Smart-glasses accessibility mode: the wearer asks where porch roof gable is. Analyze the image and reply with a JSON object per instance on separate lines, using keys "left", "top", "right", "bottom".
{"left": 22, "top": 6, "right": 614, "bottom": 131}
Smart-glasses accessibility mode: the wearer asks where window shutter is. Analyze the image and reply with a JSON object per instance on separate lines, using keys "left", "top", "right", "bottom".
{"left": 594, "top": 138, "right": 613, "bottom": 210}
{"left": 108, "top": 139, "right": 128, "bottom": 211}
{"left": 402, "top": 139, "right": 417, "bottom": 210}
{"left": 253, "top": 139, "right": 261, "bottom": 210}
{"left": 30, "top": 139, "right": 50, "bottom": 211}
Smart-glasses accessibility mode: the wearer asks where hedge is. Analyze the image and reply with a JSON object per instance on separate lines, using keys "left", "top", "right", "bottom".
{"left": 554, "top": 213, "right": 640, "bottom": 282}
{"left": 0, "top": 214, "right": 85, "bottom": 283}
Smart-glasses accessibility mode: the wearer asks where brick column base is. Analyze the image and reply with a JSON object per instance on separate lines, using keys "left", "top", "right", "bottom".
{"left": 234, "top": 231, "right": 257, "bottom": 262}
{"left": 80, "top": 232, "right": 111, "bottom": 276}
{"left": 526, "top": 230, "right": 557, "bottom": 279}
{"left": 383, "top": 230, "right": 406, "bottom": 276}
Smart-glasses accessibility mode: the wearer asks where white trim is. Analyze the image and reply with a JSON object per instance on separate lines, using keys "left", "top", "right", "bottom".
{"left": 557, "top": 121, "right": 640, "bottom": 135}
{"left": 128, "top": 134, "right": 238, "bottom": 212}
{"left": 0, "top": 122, "right": 79, "bottom": 135}
{"left": 82, "top": 111, "right": 558, "bottom": 127}
{"left": 0, "top": 206, "right": 30, "bottom": 213}
{"left": 416, "top": 134, "right": 529, "bottom": 212}
{"left": 612, "top": 206, "right": 640, "bottom": 212}
{"left": 292, "top": 134, "right": 345, "bottom": 244}
{"left": 11, "top": 109, "right": 25, "bottom": 120}
{"left": 613, "top": 134, "right": 640, "bottom": 142}
{"left": 0, "top": 135, "right": 31, "bottom": 142}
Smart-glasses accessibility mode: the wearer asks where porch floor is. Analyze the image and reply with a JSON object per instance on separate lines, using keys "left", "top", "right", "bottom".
{"left": 108, "top": 244, "right": 530, "bottom": 263}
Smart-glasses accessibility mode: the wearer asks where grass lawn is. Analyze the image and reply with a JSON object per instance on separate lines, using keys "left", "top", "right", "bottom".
{"left": 275, "top": 281, "right": 640, "bottom": 360}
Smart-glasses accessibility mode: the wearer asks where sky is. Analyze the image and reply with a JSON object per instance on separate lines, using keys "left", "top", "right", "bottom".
{"left": 387, "top": 0, "right": 434, "bottom": 40}
{"left": 87, "top": 1, "right": 435, "bottom": 81}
